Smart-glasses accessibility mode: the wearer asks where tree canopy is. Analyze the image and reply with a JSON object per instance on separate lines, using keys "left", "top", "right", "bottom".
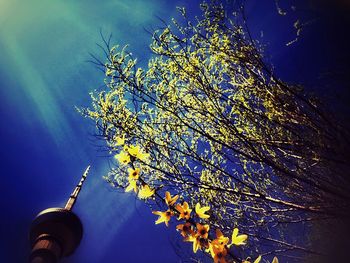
{"left": 81, "top": 1, "right": 350, "bottom": 262}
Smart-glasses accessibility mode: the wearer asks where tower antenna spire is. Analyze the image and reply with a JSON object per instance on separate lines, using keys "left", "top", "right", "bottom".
{"left": 65, "top": 165, "right": 90, "bottom": 211}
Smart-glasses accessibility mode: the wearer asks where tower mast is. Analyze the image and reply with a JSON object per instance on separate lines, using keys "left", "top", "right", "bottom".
{"left": 65, "top": 165, "right": 90, "bottom": 211}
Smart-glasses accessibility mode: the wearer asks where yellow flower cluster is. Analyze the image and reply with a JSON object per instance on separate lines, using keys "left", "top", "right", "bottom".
{"left": 113, "top": 139, "right": 155, "bottom": 199}
{"left": 111, "top": 137, "right": 278, "bottom": 263}
{"left": 151, "top": 191, "right": 252, "bottom": 263}
{"left": 114, "top": 143, "right": 150, "bottom": 165}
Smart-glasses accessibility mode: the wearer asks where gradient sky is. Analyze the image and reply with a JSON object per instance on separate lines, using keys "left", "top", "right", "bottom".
{"left": 1, "top": 0, "right": 349, "bottom": 262}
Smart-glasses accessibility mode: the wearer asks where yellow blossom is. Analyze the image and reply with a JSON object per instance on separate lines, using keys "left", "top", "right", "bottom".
{"left": 152, "top": 210, "right": 173, "bottom": 226}
{"left": 175, "top": 201, "right": 192, "bottom": 220}
{"left": 114, "top": 151, "right": 130, "bottom": 165}
{"left": 272, "top": 257, "right": 278, "bottom": 263}
{"left": 115, "top": 135, "right": 125, "bottom": 146}
{"left": 127, "top": 144, "right": 140, "bottom": 156}
{"left": 128, "top": 144, "right": 150, "bottom": 161}
{"left": 165, "top": 191, "right": 179, "bottom": 206}
{"left": 196, "top": 223, "right": 210, "bottom": 239}
{"left": 125, "top": 179, "right": 137, "bottom": 193}
{"left": 213, "top": 229, "right": 229, "bottom": 246}
{"left": 254, "top": 256, "right": 262, "bottom": 263}
{"left": 209, "top": 230, "right": 228, "bottom": 260}
{"left": 176, "top": 222, "right": 194, "bottom": 237}
{"left": 211, "top": 244, "right": 227, "bottom": 263}
{"left": 128, "top": 167, "right": 140, "bottom": 180}
{"left": 195, "top": 203, "right": 210, "bottom": 219}
{"left": 187, "top": 234, "right": 209, "bottom": 253}
{"left": 186, "top": 224, "right": 210, "bottom": 253}
{"left": 242, "top": 255, "right": 262, "bottom": 263}
{"left": 230, "top": 228, "right": 248, "bottom": 247}
{"left": 138, "top": 184, "right": 155, "bottom": 199}
{"left": 123, "top": 144, "right": 129, "bottom": 152}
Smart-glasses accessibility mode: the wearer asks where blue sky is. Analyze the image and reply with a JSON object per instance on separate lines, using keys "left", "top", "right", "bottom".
{"left": 0, "top": 0, "right": 349, "bottom": 262}
{"left": 0, "top": 1, "right": 200, "bottom": 262}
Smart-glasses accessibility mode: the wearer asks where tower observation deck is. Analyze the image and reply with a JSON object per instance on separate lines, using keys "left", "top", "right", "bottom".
{"left": 29, "top": 165, "right": 90, "bottom": 263}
